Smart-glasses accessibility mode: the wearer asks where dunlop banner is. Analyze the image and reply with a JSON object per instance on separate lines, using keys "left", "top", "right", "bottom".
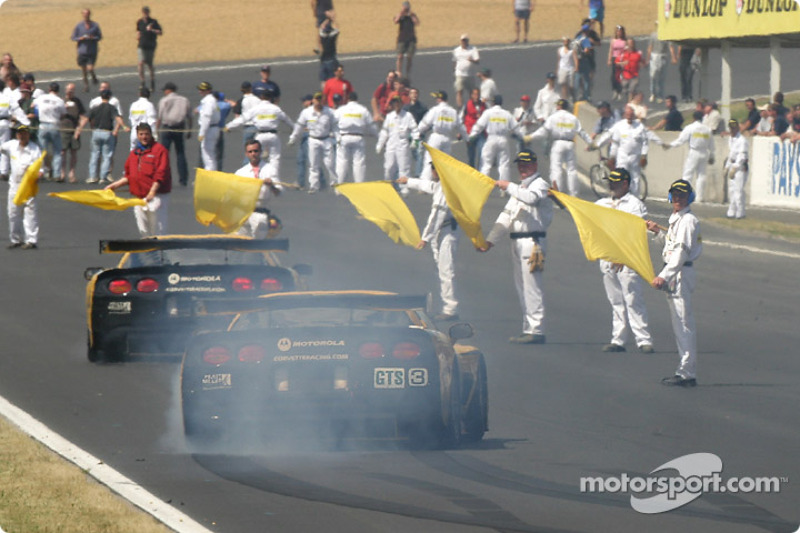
{"left": 658, "top": 0, "right": 800, "bottom": 41}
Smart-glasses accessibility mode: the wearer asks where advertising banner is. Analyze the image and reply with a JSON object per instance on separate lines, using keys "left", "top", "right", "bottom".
{"left": 658, "top": 0, "right": 800, "bottom": 41}
{"left": 750, "top": 137, "right": 800, "bottom": 208}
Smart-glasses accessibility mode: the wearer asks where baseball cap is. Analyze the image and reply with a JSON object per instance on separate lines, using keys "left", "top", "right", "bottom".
{"left": 668, "top": 179, "right": 693, "bottom": 195}
{"left": 15, "top": 124, "right": 30, "bottom": 132}
{"left": 520, "top": 94, "right": 531, "bottom": 102}
{"left": 728, "top": 118, "right": 739, "bottom": 127}
{"left": 460, "top": 33, "right": 469, "bottom": 40}
{"left": 557, "top": 98, "right": 569, "bottom": 108}
{"left": 312, "top": 91, "right": 324, "bottom": 100}
{"left": 546, "top": 72, "right": 556, "bottom": 79}
{"left": 197, "top": 81, "right": 212, "bottom": 91}
{"left": 607, "top": 168, "right": 631, "bottom": 182}
{"left": 430, "top": 90, "right": 448, "bottom": 101}
{"left": 300, "top": 93, "right": 313, "bottom": 102}
{"left": 261, "top": 64, "right": 271, "bottom": 72}
{"left": 389, "top": 94, "right": 402, "bottom": 103}
{"left": 514, "top": 149, "right": 537, "bottom": 163}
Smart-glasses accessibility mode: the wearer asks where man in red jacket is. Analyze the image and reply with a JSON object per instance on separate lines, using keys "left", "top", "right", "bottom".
{"left": 105, "top": 123, "right": 171, "bottom": 236}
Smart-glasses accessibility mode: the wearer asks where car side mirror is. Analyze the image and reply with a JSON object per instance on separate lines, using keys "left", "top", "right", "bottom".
{"left": 448, "top": 323, "right": 474, "bottom": 341}
{"left": 292, "top": 263, "right": 313, "bottom": 276}
{"left": 84, "top": 267, "right": 104, "bottom": 281}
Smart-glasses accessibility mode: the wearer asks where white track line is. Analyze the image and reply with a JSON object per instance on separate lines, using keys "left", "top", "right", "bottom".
{"left": 0, "top": 395, "right": 213, "bottom": 533}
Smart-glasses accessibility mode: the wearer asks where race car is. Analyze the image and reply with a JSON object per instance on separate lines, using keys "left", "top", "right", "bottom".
{"left": 180, "top": 291, "right": 488, "bottom": 449}
{"left": 84, "top": 235, "right": 311, "bottom": 362}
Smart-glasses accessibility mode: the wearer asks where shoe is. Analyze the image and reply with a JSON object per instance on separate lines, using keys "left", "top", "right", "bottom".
{"left": 602, "top": 343, "right": 626, "bottom": 352}
{"left": 21, "top": 243, "right": 37, "bottom": 250}
{"left": 638, "top": 344, "right": 654, "bottom": 354}
{"left": 509, "top": 333, "right": 545, "bottom": 344}
{"left": 434, "top": 313, "right": 459, "bottom": 322}
{"left": 86, "top": 178, "right": 99, "bottom": 184}
{"left": 313, "top": 48, "right": 320, "bottom": 55}
{"left": 661, "top": 375, "right": 697, "bottom": 387}
{"left": 649, "top": 95, "right": 655, "bottom": 102}
{"left": 7, "top": 242, "right": 22, "bottom": 249}
{"left": 308, "top": 188, "right": 318, "bottom": 194}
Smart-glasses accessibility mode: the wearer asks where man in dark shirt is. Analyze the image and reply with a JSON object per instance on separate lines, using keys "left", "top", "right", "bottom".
{"left": 405, "top": 87, "right": 427, "bottom": 176}
{"left": 136, "top": 6, "right": 162, "bottom": 92}
{"left": 253, "top": 65, "right": 281, "bottom": 104}
{"left": 394, "top": 1, "right": 419, "bottom": 77}
{"left": 313, "top": 0, "right": 335, "bottom": 52}
{"left": 59, "top": 82, "right": 87, "bottom": 182}
{"left": 650, "top": 95, "right": 683, "bottom": 132}
{"left": 739, "top": 98, "right": 761, "bottom": 133}
{"left": 769, "top": 104, "right": 789, "bottom": 136}
{"left": 71, "top": 9, "right": 102, "bottom": 92}
{"left": 318, "top": 19, "right": 340, "bottom": 88}
{"left": 76, "top": 89, "right": 127, "bottom": 183}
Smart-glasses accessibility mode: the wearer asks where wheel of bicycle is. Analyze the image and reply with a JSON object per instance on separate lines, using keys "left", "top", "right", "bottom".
{"left": 637, "top": 173, "right": 648, "bottom": 201}
{"left": 589, "top": 164, "right": 611, "bottom": 198}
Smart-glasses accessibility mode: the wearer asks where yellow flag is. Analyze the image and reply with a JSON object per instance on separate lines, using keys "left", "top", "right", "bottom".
{"left": 551, "top": 190, "right": 655, "bottom": 282}
{"left": 48, "top": 189, "right": 146, "bottom": 211}
{"left": 335, "top": 181, "right": 421, "bottom": 247}
{"left": 13, "top": 151, "right": 46, "bottom": 206}
{"left": 426, "top": 143, "right": 496, "bottom": 248}
{"left": 194, "top": 168, "right": 263, "bottom": 233}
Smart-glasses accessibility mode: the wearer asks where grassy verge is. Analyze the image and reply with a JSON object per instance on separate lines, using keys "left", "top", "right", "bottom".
{"left": 706, "top": 217, "right": 800, "bottom": 241}
{"left": 0, "top": 417, "right": 170, "bottom": 533}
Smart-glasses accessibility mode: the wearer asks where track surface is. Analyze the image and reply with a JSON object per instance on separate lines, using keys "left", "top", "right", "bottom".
{"left": 1, "top": 44, "right": 799, "bottom": 532}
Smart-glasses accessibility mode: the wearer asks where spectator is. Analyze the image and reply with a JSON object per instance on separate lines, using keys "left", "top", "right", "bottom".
{"left": 322, "top": 64, "right": 352, "bottom": 108}
{"left": 513, "top": 0, "right": 532, "bottom": 43}
{"left": 1, "top": 125, "right": 41, "bottom": 249}
{"left": 231, "top": 81, "right": 259, "bottom": 157}
{"left": 0, "top": 53, "right": 22, "bottom": 81}
{"left": 617, "top": 38, "right": 644, "bottom": 103}
{"left": 461, "top": 87, "right": 486, "bottom": 169}
{"left": 318, "top": 19, "right": 340, "bottom": 89}
{"left": 33, "top": 82, "right": 67, "bottom": 181}
{"left": 59, "top": 83, "right": 86, "bottom": 183}
{"left": 628, "top": 91, "right": 647, "bottom": 121}
{"left": 557, "top": 37, "right": 576, "bottom": 99}
{"left": 295, "top": 94, "right": 314, "bottom": 189}
{"left": 394, "top": 1, "right": 419, "bottom": 77}
{"left": 477, "top": 68, "right": 498, "bottom": 104}
{"left": 649, "top": 95, "right": 683, "bottom": 131}
{"left": 755, "top": 104, "right": 773, "bottom": 135}
{"left": 384, "top": 77, "right": 411, "bottom": 115}
{"left": 312, "top": 0, "right": 335, "bottom": 53}
{"left": 607, "top": 25, "right": 626, "bottom": 101}
{"left": 452, "top": 34, "right": 479, "bottom": 109}
{"left": 406, "top": 87, "right": 428, "bottom": 177}
{"left": 677, "top": 45, "right": 699, "bottom": 102}
{"left": 371, "top": 70, "right": 397, "bottom": 123}
{"left": 583, "top": 0, "right": 605, "bottom": 38}
{"left": 253, "top": 65, "right": 281, "bottom": 104}
{"left": 71, "top": 8, "right": 102, "bottom": 92}
{"left": 533, "top": 72, "right": 559, "bottom": 124}
{"left": 77, "top": 89, "right": 127, "bottom": 184}
{"left": 739, "top": 98, "right": 761, "bottom": 134}
{"left": 213, "top": 91, "right": 232, "bottom": 170}
{"left": 156, "top": 82, "right": 192, "bottom": 186}
{"left": 702, "top": 101, "right": 723, "bottom": 135}
{"left": 196, "top": 81, "right": 221, "bottom": 171}
{"left": 647, "top": 21, "right": 676, "bottom": 103}
{"left": 17, "top": 83, "right": 38, "bottom": 144}
{"left": 127, "top": 86, "right": 157, "bottom": 151}
{"left": 768, "top": 104, "right": 790, "bottom": 136}
{"left": 22, "top": 73, "right": 45, "bottom": 100}
{"left": 591, "top": 100, "right": 620, "bottom": 143}
{"left": 574, "top": 23, "right": 598, "bottom": 102}
{"left": 136, "top": 6, "right": 162, "bottom": 92}
{"left": 772, "top": 91, "right": 789, "bottom": 117}
{"left": 514, "top": 94, "right": 536, "bottom": 149}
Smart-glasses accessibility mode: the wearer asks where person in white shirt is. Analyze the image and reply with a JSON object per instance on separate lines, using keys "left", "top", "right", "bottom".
{"left": 1, "top": 125, "right": 42, "bottom": 249}
{"left": 234, "top": 81, "right": 260, "bottom": 159}
{"left": 533, "top": 73, "right": 560, "bottom": 124}
{"left": 526, "top": 98, "right": 592, "bottom": 196}
{"left": 702, "top": 101, "right": 723, "bottom": 134}
{"left": 478, "top": 149, "right": 554, "bottom": 344}
{"left": 477, "top": 68, "right": 498, "bottom": 104}
{"left": 397, "top": 163, "right": 461, "bottom": 321}
{"left": 513, "top": 94, "right": 536, "bottom": 149}
{"left": 0, "top": 80, "right": 31, "bottom": 181}
{"left": 647, "top": 179, "right": 702, "bottom": 387}
{"left": 376, "top": 95, "right": 418, "bottom": 190}
{"left": 417, "top": 90, "right": 466, "bottom": 182}
{"left": 452, "top": 34, "right": 480, "bottom": 109}
{"left": 725, "top": 119, "right": 748, "bottom": 219}
{"left": 665, "top": 110, "right": 714, "bottom": 202}
{"left": 127, "top": 86, "right": 157, "bottom": 151}
{"left": 595, "top": 168, "right": 653, "bottom": 353}
{"left": 225, "top": 87, "right": 294, "bottom": 178}
{"left": 469, "top": 94, "right": 518, "bottom": 182}
{"left": 557, "top": 37, "right": 577, "bottom": 99}
{"left": 289, "top": 91, "right": 338, "bottom": 193}
{"left": 32, "top": 82, "right": 66, "bottom": 181}
{"left": 235, "top": 139, "right": 283, "bottom": 239}
{"left": 196, "top": 81, "right": 221, "bottom": 171}
{"left": 334, "top": 92, "right": 378, "bottom": 184}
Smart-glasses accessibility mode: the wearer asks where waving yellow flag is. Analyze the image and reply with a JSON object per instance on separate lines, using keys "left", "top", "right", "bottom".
{"left": 335, "top": 181, "right": 421, "bottom": 247}
{"left": 13, "top": 151, "right": 46, "bottom": 206}
{"left": 551, "top": 190, "right": 655, "bottom": 282}
{"left": 426, "top": 143, "right": 496, "bottom": 248}
{"left": 48, "top": 189, "right": 146, "bottom": 210}
{"left": 194, "top": 168, "right": 263, "bottom": 233}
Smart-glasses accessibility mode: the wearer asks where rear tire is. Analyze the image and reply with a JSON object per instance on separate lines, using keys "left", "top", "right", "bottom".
{"left": 637, "top": 173, "right": 648, "bottom": 201}
{"left": 462, "top": 357, "right": 488, "bottom": 443}
{"left": 590, "top": 164, "right": 611, "bottom": 198}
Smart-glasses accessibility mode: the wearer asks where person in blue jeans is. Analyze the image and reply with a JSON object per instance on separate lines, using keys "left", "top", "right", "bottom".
{"left": 75, "top": 89, "right": 127, "bottom": 183}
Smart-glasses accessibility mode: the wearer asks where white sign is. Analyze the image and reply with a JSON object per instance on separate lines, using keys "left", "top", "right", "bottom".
{"left": 750, "top": 137, "right": 800, "bottom": 208}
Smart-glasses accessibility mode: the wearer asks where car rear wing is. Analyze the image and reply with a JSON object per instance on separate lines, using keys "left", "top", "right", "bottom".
{"left": 194, "top": 292, "right": 429, "bottom": 316}
{"left": 100, "top": 238, "right": 289, "bottom": 254}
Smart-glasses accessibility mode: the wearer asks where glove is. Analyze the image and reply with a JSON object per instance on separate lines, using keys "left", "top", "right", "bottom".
{"left": 527, "top": 242, "right": 545, "bottom": 273}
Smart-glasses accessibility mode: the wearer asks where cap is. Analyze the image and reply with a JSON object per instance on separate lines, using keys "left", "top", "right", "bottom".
{"left": 460, "top": 33, "right": 469, "bottom": 40}
{"left": 728, "top": 118, "right": 739, "bottom": 127}
{"left": 15, "top": 124, "right": 30, "bottom": 132}
{"left": 757, "top": 104, "right": 769, "bottom": 111}
{"left": 546, "top": 72, "right": 556, "bottom": 79}
{"left": 607, "top": 168, "right": 631, "bottom": 182}
{"left": 481, "top": 67, "right": 492, "bottom": 76}
{"left": 668, "top": 179, "right": 693, "bottom": 195}
{"left": 514, "top": 149, "right": 537, "bottom": 163}
{"left": 596, "top": 100, "right": 611, "bottom": 109}
{"left": 389, "top": 94, "right": 402, "bottom": 103}
{"left": 300, "top": 93, "right": 313, "bottom": 102}
{"left": 261, "top": 64, "right": 271, "bottom": 72}
{"left": 430, "top": 90, "right": 448, "bottom": 101}
{"left": 162, "top": 82, "right": 177, "bottom": 91}
{"left": 22, "top": 73, "right": 35, "bottom": 82}
{"left": 312, "top": 91, "right": 324, "bottom": 100}
{"left": 520, "top": 94, "right": 531, "bottom": 102}
{"left": 197, "top": 81, "right": 212, "bottom": 91}
{"left": 557, "top": 98, "right": 569, "bottom": 108}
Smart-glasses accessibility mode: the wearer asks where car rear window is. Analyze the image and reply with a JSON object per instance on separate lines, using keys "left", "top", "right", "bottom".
{"left": 231, "top": 307, "right": 414, "bottom": 330}
{"left": 123, "top": 249, "right": 268, "bottom": 267}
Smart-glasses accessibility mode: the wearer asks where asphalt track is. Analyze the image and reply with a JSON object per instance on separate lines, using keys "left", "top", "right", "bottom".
{"left": 1, "top": 43, "right": 799, "bottom": 532}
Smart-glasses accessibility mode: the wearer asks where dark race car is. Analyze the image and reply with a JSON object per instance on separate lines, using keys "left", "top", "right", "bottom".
{"left": 181, "top": 291, "right": 488, "bottom": 450}
{"left": 85, "top": 235, "right": 311, "bottom": 362}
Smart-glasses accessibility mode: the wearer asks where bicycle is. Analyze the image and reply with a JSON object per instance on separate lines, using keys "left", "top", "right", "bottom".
{"left": 589, "top": 155, "right": 648, "bottom": 201}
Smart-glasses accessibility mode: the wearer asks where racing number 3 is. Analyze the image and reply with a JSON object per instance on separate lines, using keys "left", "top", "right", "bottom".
{"left": 374, "top": 368, "right": 428, "bottom": 388}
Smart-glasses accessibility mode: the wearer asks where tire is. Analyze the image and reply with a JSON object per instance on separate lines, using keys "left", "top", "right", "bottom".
{"left": 590, "top": 164, "right": 611, "bottom": 199}
{"left": 408, "top": 364, "right": 462, "bottom": 450}
{"left": 87, "top": 331, "right": 103, "bottom": 363}
{"left": 462, "top": 357, "right": 488, "bottom": 443}
{"left": 637, "top": 173, "right": 648, "bottom": 201}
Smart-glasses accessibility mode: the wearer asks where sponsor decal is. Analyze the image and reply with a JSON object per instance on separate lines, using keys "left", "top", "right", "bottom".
{"left": 408, "top": 368, "right": 428, "bottom": 386}
{"left": 168, "top": 273, "right": 180, "bottom": 285}
{"left": 277, "top": 337, "right": 292, "bottom": 352}
{"left": 202, "top": 373, "right": 232, "bottom": 389}
{"left": 107, "top": 301, "right": 132, "bottom": 314}
{"left": 273, "top": 353, "right": 349, "bottom": 362}
{"left": 374, "top": 368, "right": 405, "bottom": 389}
{"left": 276, "top": 337, "right": 346, "bottom": 351}
{"left": 165, "top": 287, "right": 225, "bottom": 293}
{"left": 167, "top": 274, "right": 222, "bottom": 285}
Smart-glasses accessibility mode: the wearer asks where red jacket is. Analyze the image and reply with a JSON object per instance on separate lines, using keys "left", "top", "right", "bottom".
{"left": 463, "top": 99, "right": 486, "bottom": 134}
{"left": 322, "top": 77, "right": 353, "bottom": 108}
{"left": 124, "top": 141, "right": 172, "bottom": 198}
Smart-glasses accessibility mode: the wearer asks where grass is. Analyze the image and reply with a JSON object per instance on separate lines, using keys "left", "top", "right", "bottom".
{"left": 0, "top": 417, "right": 170, "bottom": 533}
{"left": 706, "top": 217, "right": 800, "bottom": 241}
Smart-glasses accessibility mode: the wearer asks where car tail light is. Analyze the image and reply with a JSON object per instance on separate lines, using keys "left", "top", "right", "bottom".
{"left": 359, "top": 342, "right": 384, "bottom": 359}
{"left": 108, "top": 279, "right": 132, "bottom": 294}
{"left": 260, "top": 278, "right": 283, "bottom": 292}
{"left": 136, "top": 278, "right": 159, "bottom": 293}
{"left": 232, "top": 277, "right": 254, "bottom": 292}
{"left": 392, "top": 342, "right": 421, "bottom": 360}
{"left": 238, "top": 344, "right": 266, "bottom": 363}
{"left": 203, "top": 346, "right": 231, "bottom": 365}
